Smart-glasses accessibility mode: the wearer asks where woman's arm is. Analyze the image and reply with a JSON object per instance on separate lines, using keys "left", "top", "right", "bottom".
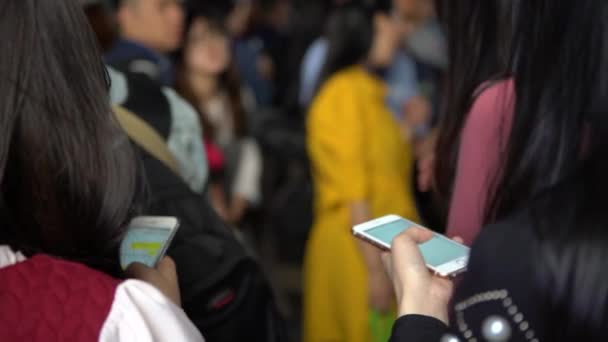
{"left": 209, "top": 183, "right": 229, "bottom": 222}
{"left": 446, "top": 80, "right": 514, "bottom": 245}
{"left": 227, "top": 196, "right": 249, "bottom": 225}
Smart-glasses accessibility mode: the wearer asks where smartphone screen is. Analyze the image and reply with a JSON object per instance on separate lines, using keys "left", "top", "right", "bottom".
{"left": 120, "top": 218, "right": 178, "bottom": 270}
{"left": 364, "top": 218, "right": 468, "bottom": 268}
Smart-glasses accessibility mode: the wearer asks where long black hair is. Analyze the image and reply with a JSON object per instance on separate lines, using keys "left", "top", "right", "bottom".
{"left": 316, "top": 4, "right": 374, "bottom": 94}
{"left": 506, "top": 0, "right": 608, "bottom": 339}
{"left": 0, "top": 0, "right": 142, "bottom": 276}
{"left": 316, "top": 0, "right": 391, "bottom": 95}
{"left": 433, "top": 0, "right": 513, "bottom": 210}
{"left": 488, "top": 0, "right": 593, "bottom": 221}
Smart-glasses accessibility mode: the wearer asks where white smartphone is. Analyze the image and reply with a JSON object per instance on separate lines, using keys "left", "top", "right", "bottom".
{"left": 119, "top": 216, "right": 180, "bottom": 270}
{"left": 353, "top": 215, "right": 469, "bottom": 277}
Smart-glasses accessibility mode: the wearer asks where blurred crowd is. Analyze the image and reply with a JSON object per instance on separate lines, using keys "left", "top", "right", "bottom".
{"left": 3, "top": 0, "right": 608, "bottom": 342}
{"left": 86, "top": 0, "right": 445, "bottom": 232}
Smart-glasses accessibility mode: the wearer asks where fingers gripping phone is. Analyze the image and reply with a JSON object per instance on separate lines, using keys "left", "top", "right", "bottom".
{"left": 120, "top": 216, "right": 180, "bottom": 270}
{"left": 353, "top": 215, "right": 469, "bottom": 277}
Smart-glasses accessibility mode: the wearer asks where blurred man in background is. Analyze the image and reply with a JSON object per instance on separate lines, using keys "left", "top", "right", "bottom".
{"left": 227, "top": 0, "right": 276, "bottom": 107}
{"left": 106, "top": 0, "right": 184, "bottom": 86}
{"left": 395, "top": 0, "right": 446, "bottom": 70}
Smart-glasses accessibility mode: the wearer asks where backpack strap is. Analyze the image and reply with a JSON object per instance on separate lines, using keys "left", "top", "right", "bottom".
{"left": 113, "top": 105, "right": 180, "bottom": 175}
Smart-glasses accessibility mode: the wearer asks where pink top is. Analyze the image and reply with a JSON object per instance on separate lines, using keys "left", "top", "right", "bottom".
{"left": 446, "top": 79, "right": 515, "bottom": 246}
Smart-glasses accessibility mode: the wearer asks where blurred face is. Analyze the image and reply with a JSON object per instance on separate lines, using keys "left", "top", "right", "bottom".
{"left": 226, "top": 1, "right": 253, "bottom": 37}
{"left": 420, "top": 0, "right": 436, "bottom": 19}
{"left": 368, "top": 13, "right": 401, "bottom": 67}
{"left": 394, "top": 0, "right": 434, "bottom": 23}
{"left": 185, "top": 18, "right": 231, "bottom": 76}
{"left": 271, "top": 1, "right": 291, "bottom": 30}
{"left": 118, "top": 0, "right": 184, "bottom": 53}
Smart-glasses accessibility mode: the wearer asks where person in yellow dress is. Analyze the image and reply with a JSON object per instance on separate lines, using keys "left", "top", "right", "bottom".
{"left": 304, "top": 4, "right": 420, "bottom": 342}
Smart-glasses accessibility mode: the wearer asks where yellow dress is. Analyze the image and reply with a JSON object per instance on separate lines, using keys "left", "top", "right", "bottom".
{"left": 303, "top": 66, "right": 419, "bottom": 342}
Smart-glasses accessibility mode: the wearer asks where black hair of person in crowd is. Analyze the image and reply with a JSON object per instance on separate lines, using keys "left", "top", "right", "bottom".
{"left": 0, "top": 0, "right": 142, "bottom": 276}
{"left": 316, "top": 0, "right": 392, "bottom": 94}
{"left": 316, "top": 5, "right": 372, "bottom": 92}
{"left": 432, "top": 0, "right": 513, "bottom": 214}
{"left": 386, "top": 0, "right": 608, "bottom": 341}
{"left": 83, "top": 0, "right": 119, "bottom": 51}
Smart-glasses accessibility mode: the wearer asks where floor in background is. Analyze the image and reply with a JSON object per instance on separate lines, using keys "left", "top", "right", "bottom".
{"left": 256, "top": 227, "right": 305, "bottom": 342}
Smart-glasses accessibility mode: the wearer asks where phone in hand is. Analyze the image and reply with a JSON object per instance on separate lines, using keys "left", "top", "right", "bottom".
{"left": 353, "top": 215, "right": 469, "bottom": 277}
{"left": 120, "top": 216, "right": 180, "bottom": 270}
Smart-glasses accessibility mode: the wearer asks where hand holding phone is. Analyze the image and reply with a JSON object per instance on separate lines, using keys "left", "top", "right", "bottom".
{"left": 353, "top": 215, "right": 469, "bottom": 277}
{"left": 125, "top": 256, "right": 181, "bottom": 306}
{"left": 120, "top": 216, "right": 180, "bottom": 270}
{"left": 382, "top": 226, "right": 453, "bottom": 324}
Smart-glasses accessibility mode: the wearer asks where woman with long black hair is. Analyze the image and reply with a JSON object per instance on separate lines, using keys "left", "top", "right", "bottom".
{"left": 0, "top": 1, "right": 202, "bottom": 340}
{"left": 386, "top": 0, "right": 608, "bottom": 340}
{"left": 176, "top": 3, "right": 263, "bottom": 226}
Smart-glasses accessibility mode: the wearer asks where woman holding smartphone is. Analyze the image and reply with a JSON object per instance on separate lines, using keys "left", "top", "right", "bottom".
{"left": 0, "top": 1, "right": 202, "bottom": 340}
{"left": 304, "top": 3, "right": 419, "bottom": 342}
{"left": 385, "top": 0, "right": 608, "bottom": 340}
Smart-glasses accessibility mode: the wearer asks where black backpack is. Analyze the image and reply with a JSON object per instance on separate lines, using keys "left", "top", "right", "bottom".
{"left": 140, "top": 152, "right": 287, "bottom": 342}
{"left": 114, "top": 66, "right": 286, "bottom": 341}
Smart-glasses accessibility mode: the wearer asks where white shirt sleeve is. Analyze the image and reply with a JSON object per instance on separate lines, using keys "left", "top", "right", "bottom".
{"left": 99, "top": 280, "right": 205, "bottom": 342}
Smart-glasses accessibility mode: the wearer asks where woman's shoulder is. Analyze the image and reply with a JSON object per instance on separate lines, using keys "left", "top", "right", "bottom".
{"left": 0, "top": 251, "right": 122, "bottom": 342}
{"left": 474, "top": 78, "right": 515, "bottom": 99}
{"left": 309, "top": 67, "right": 365, "bottom": 116}
{"left": 318, "top": 66, "right": 368, "bottom": 95}
{"left": 0, "top": 248, "right": 204, "bottom": 342}
{"left": 468, "top": 209, "right": 537, "bottom": 277}
{"left": 473, "top": 210, "right": 535, "bottom": 261}
{"left": 462, "top": 78, "right": 515, "bottom": 144}
{"left": 450, "top": 212, "right": 542, "bottom": 341}
{"left": 468, "top": 79, "right": 515, "bottom": 124}
{"left": 456, "top": 211, "right": 537, "bottom": 299}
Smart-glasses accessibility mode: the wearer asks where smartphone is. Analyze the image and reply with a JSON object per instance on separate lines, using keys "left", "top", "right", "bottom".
{"left": 353, "top": 215, "right": 469, "bottom": 277}
{"left": 120, "top": 216, "right": 180, "bottom": 270}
